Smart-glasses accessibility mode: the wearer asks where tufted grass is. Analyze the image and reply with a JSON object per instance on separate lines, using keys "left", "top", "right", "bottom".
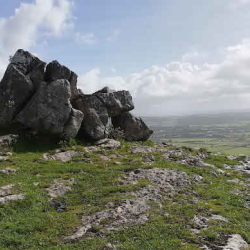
{"left": 0, "top": 137, "right": 249, "bottom": 250}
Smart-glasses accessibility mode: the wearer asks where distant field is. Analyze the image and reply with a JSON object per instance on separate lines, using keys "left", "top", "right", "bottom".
{"left": 143, "top": 112, "right": 250, "bottom": 155}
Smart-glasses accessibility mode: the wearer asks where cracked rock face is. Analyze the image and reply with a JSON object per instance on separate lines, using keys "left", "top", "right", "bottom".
{"left": 94, "top": 87, "right": 134, "bottom": 117}
{"left": 113, "top": 112, "right": 153, "bottom": 141}
{"left": 0, "top": 49, "right": 153, "bottom": 141}
{"left": 73, "top": 94, "right": 113, "bottom": 140}
{"left": 16, "top": 80, "right": 74, "bottom": 136}
{"left": 0, "top": 50, "right": 46, "bottom": 127}
{"left": 64, "top": 168, "right": 202, "bottom": 242}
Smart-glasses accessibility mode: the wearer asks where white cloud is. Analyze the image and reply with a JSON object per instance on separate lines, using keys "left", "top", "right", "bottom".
{"left": 78, "top": 39, "right": 250, "bottom": 115}
{"left": 237, "top": 0, "right": 250, "bottom": 4}
{"left": 106, "top": 29, "right": 121, "bottom": 42}
{"left": 0, "top": 0, "right": 74, "bottom": 77}
{"left": 75, "top": 32, "right": 97, "bottom": 45}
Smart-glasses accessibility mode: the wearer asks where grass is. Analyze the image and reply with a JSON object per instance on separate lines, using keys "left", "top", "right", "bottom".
{"left": 169, "top": 137, "right": 250, "bottom": 155}
{"left": 0, "top": 137, "right": 249, "bottom": 250}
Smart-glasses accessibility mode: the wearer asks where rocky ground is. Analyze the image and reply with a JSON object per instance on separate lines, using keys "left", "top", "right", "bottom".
{"left": 0, "top": 136, "right": 249, "bottom": 250}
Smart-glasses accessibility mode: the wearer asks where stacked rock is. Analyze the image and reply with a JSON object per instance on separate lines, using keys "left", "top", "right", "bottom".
{"left": 0, "top": 49, "right": 153, "bottom": 141}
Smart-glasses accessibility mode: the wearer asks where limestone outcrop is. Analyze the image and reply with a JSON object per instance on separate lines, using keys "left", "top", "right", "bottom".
{"left": 0, "top": 49, "right": 153, "bottom": 141}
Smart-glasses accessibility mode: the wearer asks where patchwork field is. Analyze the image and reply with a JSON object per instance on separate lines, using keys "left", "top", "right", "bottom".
{"left": 144, "top": 111, "right": 250, "bottom": 155}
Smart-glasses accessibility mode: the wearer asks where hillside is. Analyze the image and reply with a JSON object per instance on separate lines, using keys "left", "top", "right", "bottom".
{"left": 0, "top": 135, "right": 249, "bottom": 250}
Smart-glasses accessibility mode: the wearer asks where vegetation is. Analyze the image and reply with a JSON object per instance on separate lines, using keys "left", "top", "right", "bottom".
{"left": 145, "top": 112, "right": 250, "bottom": 155}
{"left": 0, "top": 137, "right": 249, "bottom": 250}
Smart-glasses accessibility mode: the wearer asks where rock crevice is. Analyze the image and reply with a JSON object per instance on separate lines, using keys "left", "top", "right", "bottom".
{"left": 0, "top": 49, "right": 152, "bottom": 141}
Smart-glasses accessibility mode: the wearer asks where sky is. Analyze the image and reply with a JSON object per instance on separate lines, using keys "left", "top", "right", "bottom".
{"left": 1, "top": 0, "right": 250, "bottom": 116}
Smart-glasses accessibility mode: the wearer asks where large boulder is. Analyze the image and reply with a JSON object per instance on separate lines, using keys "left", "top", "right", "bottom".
{"left": 112, "top": 112, "right": 153, "bottom": 141}
{"left": 10, "top": 49, "right": 46, "bottom": 88}
{"left": 63, "top": 108, "right": 84, "bottom": 139}
{"left": 94, "top": 87, "right": 134, "bottom": 117}
{"left": 16, "top": 80, "right": 74, "bottom": 136}
{"left": 73, "top": 94, "right": 113, "bottom": 140}
{"left": 0, "top": 50, "right": 46, "bottom": 127}
{"left": 45, "top": 61, "right": 78, "bottom": 100}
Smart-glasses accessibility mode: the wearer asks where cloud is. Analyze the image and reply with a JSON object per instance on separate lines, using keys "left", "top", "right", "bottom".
{"left": 75, "top": 32, "right": 97, "bottom": 45}
{"left": 78, "top": 39, "right": 250, "bottom": 115}
{"left": 236, "top": 0, "right": 250, "bottom": 4}
{"left": 105, "top": 29, "right": 121, "bottom": 42}
{"left": 0, "top": 0, "right": 74, "bottom": 77}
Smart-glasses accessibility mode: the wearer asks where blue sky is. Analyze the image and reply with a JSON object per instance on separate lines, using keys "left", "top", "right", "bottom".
{"left": 1, "top": 0, "right": 250, "bottom": 115}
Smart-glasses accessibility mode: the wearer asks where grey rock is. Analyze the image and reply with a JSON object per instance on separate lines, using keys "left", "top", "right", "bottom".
{"left": 63, "top": 108, "right": 84, "bottom": 139}
{"left": 44, "top": 150, "right": 84, "bottom": 163}
{"left": 0, "top": 155, "right": 9, "bottom": 161}
{"left": 142, "top": 154, "right": 155, "bottom": 165}
{"left": 0, "top": 65, "right": 34, "bottom": 126}
{"left": 64, "top": 168, "right": 195, "bottom": 242}
{"left": 45, "top": 60, "right": 71, "bottom": 82}
{"left": 94, "top": 87, "right": 134, "bottom": 117}
{"left": 69, "top": 71, "right": 78, "bottom": 100}
{"left": 0, "top": 194, "right": 26, "bottom": 204}
{"left": 0, "top": 184, "right": 25, "bottom": 204}
{"left": 223, "top": 234, "right": 248, "bottom": 250}
{"left": 112, "top": 112, "right": 153, "bottom": 141}
{"left": 0, "top": 167, "right": 17, "bottom": 175}
{"left": 95, "top": 138, "right": 121, "bottom": 149}
{"left": 73, "top": 94, "right": 113, "bottom": 140}
{"left": 84, "top": 146, "right": 101, "bottom": 153}
{"left": 130, "top": 145, "right": 166, "bottom": 154}
{"left": 49, "top": 200, "right": 67, "bottom": 212}
{"left": 46, "top": 178, "right": 74, "bottom": 198}
{"left": 0, "top": 50, "right": 46, "bottom": 127}
{"left": 16, "top": 80, "right": 72, "bottom": 136}
{"left": 0, "top": 134, "right": 18, "bottom": 148}
{"left": 10, "top": 49, "right": 45, "bottom": 88}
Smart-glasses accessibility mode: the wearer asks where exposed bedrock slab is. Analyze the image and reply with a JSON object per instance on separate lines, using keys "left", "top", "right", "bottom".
{"left": 64, "top": 168, "right": 202, "bottom": 242}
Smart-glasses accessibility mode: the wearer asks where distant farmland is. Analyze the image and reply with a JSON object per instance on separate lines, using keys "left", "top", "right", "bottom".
{"left": 143, "top": 112, "right": 250, "bottom": 155}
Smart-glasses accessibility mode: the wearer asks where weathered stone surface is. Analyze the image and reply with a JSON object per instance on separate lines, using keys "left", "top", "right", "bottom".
{"left": 223, "top": 234, "right": 248, "bottom": 250}
{"left": 63, "top": 108, "right": 84, "bottom": 139}
{"left": 44, "top": 150, "right": 84, "bottom": 163}
{"left": 73, "top": 94, "right": 113, "bottom": 140}
{"left": 95, "top": 138, "right": 121, "bottom": 149}
{"left": 16, "top": 80, "right": 72, "bottom": 136}
{"left": 46, "top": 178, "right": 74, "bottom": 198}
{"left": 0, "top": 167, "right": 17, "bottom": 175}
{"left": 0, "top": 155, "right": 9, "bottom": 161}
{"left": 94, "top": 87, "right": 134, "bottom": 117}
{"left": 69, "top": 71, "right": 78, "bottom": 100}
{"left": 10, "top": 49, "right": 46, "bottom": 88}
{"left": 0, "top": 65, "right": 34, "bottom": 126}
{"left": 0, "top": 184, "right": 25, "bottom": 204}
{"left": 130, "top": 145, "right": 166, "bottom": 154}
{"left": 49, "top": 200, "right": 67, "bottom": 212}
{"left": 64, "top": 168, "right": 201, "bottom": 241}
{"left": 0, "top": 134, "right": 18, "bottom": 148}
{"left": 45, "top": 60, "right": 71, "bottom": 82}
{"left": 0, "top": 50, "right": 46, "bottom": 127}
{"left": 0, "top": 49, "right": 152, "bottom": 142}
{"left": 113, "top": 112, "right": 153, "bottom": 141}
